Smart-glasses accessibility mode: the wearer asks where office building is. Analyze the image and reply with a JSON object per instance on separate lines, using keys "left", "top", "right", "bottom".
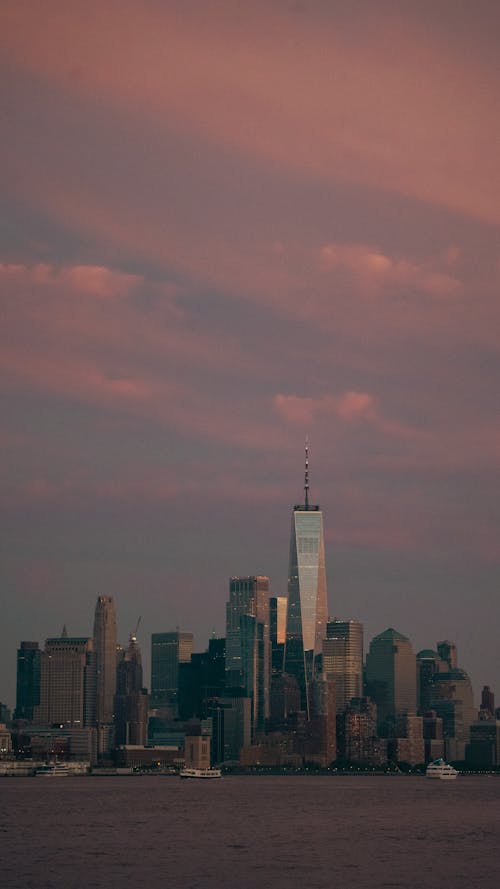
{"left": 416, "top": 649, "right": 443, "bottom": 714}
{"left": 225, "top": 576, "right": 270, "bottom": 734}
{"left": 114, "top": 629, "right": 148, "bottom": 746}
{"left": 14, "top": 641, "right": 41, "bottom": 722}
{"left": 437, "top": 640, "right": 458, "bottom": 670}
{"left": 284, "top": 442, "right": 328, "bottom": 717}
{"left": 481, "top": 686, "right": 495, "bottom": 718}
{"left": 151, "top": 631, "right": 193, "bottom": 714}
{"left": 466, "top": 719, "right": 500, "bottom": 768}
{"left": 93, "top": 596, "right": 117, "bottom": 726}
{"left": 37, "top": 633, "right": 96, "bottom": 727}
{"left": 429, "top": 665, "right": 476, "bottom": 759}
{"left": 323, "top": 619, "right": 363, "bottom": 714}
{"left": 340, "top": 697, "right": 383, "bottom": 765}
{"left": 365, "top": 628, "right": 417, "bottom": 734}
{"left": 270, "top": 596, "right": 287, "bottom": 674}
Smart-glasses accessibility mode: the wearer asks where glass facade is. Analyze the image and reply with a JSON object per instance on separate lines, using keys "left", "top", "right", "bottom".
{"left": 15, "top": 641, "right": 40, "bottom": 721}
{"left": 284, "top": 505, "right": 328, "bottom": 716}
{"left": 151, "top": 631, "right": 193, "bottom": 712}
{"left": 225, "top": 576, "right": 270, "bottom": 735}
{"left": 365, "top": 628, "right": 417, "bottom": 734}
{"left": 323, "top": 619, "right": 363, "bottom": 714}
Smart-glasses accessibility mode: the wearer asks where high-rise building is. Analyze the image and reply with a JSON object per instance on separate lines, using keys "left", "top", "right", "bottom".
{"left": 151, "top": 631, "right": 193, "bottom": 714}
{"left": 437, "top": 640, "right": 458, "bottom": 670}
{"left": 93, "top": 596, "right": 117, "bottom": 726}
{"left": 429, "top": 665, "right": 476, "bottom": 758}
{"left": 14, "top": 641, "right": 41, "bottom": 722}
{"left": 114, "top": 629, "right": 148, "bottom": 746}
{"left": 323, "top": 619, "right": 363, "bottom": 714}
{"left": 283, "top": 442, "right": 328, "bottom": 717}
{"left": 225, "top": 576, "right": 270, "bottom": 735}
{"left": 269, "top": 596, "right": 287, "bottom": 674}
{"left": 416, "top": 649, "right": 443, "bottom": 714}
{"left": 178, "top": 637, "right": 226, "bottom": 721}
{"left": 480, "top": 686, "right": 495, "bottom": 718}
{"left": 365, "top": 628, "right": 417, "bottom": 734}
{"left": 340, "top": 697, "right": 383, "bottom": 765}
{"left": 37, "top": 634, "right": 96, "bottom": 727}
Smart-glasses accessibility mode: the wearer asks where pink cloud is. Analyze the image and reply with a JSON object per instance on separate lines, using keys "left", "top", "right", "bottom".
{"left": 2, "top": 1, "right": 499, "bottom": 224}
{"left": 275, "top": 391, "right": 380, "bottom": 428}
{"left": 318, "top": 242, "right": 462, "bottom": 300}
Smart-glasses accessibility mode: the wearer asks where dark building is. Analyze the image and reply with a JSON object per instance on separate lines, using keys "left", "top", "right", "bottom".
{"left": 422, "top": 710, "right": 445, "bottom": 762}
{"left": 151, "top": 631, "right": 193, "bottom": 715}
{"left": 428, "top": 657, "right": 476, "bottom": 761}
{"left": 304, "top": 676, "right": 336, "bottom": 766}
{"left": 466, "top": 719, "right": 500, "bottom": 768}
{"left": 178, "top": 637, "right": 226, "bottom": 721}
{"left": 416, "top": 649, "right": 442, "bottom": 714}
{"left": 437, "top": 640, "right": 458, "bottom": 670}
{"left": 114, "top": 631, "right": 148, "bottom": 746}
{"left": 481, "top": 686, "right": 495, "bottom": 718}
{"left": 269, "top": 672, "right": 301, "bottom": 730}
{"left": 225, "top": 576, "right": 270, "bottom": 736}
{"left": 269, "top": 596, "right": 287, "bottom": 674}
{"left": 365, "top": 628, "right": 417, "bottom": 735}
{"left": 93, "top": 596, "right": 117, "bottom": 727}
{"left": 14, "top": 642, "right": 41, "bottom": 722}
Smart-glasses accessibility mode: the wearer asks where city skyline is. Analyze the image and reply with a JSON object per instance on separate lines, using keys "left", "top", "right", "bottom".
{"left": 1, "top": 1, "right": 499, "bottom": 707}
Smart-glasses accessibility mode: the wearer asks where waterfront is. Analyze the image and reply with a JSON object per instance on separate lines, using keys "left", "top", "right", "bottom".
{"left": 2, "top": 775, "right": 499, "bottom": 889}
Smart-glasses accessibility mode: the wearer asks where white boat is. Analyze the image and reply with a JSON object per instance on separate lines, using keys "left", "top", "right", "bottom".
{"left": 179, "top": 767, "right": 222, "bottom": 779}
{"left": 34, "top": 763, "right": 71, "bottom": 777}
{"left": 426, "top": 758, "right": 458, "bottom": 780}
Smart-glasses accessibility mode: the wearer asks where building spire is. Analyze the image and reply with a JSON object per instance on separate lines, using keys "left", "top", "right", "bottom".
{"left": 304, "top": 435, "right": 310, "bottom": 509}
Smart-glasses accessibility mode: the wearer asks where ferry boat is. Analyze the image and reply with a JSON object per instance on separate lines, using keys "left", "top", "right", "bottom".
{"left": 34, "top": 763, "right": 71, "bottom": 777}
{"left": 425, "top": 758, "right": 458, "bottom": 780}
{"left": 179, "top": 767, "right": 222, "bottom": 779}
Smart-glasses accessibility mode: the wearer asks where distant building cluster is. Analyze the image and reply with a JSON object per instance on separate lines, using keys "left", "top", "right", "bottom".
{"left": 2, "top": 452, "right": 499, "bottom": 773}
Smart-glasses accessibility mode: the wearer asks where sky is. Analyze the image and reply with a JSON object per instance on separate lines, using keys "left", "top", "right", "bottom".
{"left": 1, "top": 0, "right": 499, "bottom": 708}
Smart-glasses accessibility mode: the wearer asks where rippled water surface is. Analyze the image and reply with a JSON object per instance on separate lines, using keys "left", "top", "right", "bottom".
{"left": 2, "top": 775, "right": 500, "bottom": 888}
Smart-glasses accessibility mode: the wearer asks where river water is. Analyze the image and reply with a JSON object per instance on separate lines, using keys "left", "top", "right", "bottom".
{"left": 2, "top": 775, "right": 500, "bottom": 888}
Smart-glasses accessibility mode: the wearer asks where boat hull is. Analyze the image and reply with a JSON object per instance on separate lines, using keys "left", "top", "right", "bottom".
{"left": 179, "top": 768, "right": 221, "bottom": 779}
{"left": 425, "top": 759, "right": 458, "bottom": 780}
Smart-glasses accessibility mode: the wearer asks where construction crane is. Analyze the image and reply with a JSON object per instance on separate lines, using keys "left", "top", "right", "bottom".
{"left": 130, "top": 615, "right": 142, "bottom": 642}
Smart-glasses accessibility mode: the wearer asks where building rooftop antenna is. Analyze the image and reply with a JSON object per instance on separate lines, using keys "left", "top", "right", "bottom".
{"left": 304, "top": 435, "right": 310, "bottom": 510}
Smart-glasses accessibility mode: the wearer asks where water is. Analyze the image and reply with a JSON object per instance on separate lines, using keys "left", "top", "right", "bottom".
{"left": 2, "top": 775, "right": 500, "bottom": 888}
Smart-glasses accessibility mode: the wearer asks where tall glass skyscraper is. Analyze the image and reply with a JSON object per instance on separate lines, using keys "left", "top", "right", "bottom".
{"left": 284, "top": 444, "right": 328, "bottom": 717}
{"left": 365, "top": 627, "right": 417, "bottom": 734}
{"left": 225, "top": 575, "right": 270, "bottom": 735}
{"left": 14, "top": 641, "right": 41, "bottom": 722}
{"left": 151, "top": 631, "right": 193, "bottom": 714}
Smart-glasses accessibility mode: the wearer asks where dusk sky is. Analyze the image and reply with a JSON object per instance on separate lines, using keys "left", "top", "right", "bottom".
{"left": 2, "top": 0, "right": 500, "bottom": 707}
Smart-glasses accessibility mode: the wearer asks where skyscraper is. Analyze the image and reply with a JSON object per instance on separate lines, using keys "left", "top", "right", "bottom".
{"left": 225, "top": 576, "right": 270, "bottom": 735}
{"left": 269, "top": 596, "right": 287, "bottom": 674}
{"left": 323, "top": 619, "right": 363, "bottom": 714}
{"left": 365, "top": 628, "right": 417, "bottom": 734}
{"left": 14, "top": 641, "right": 41, "bottom": 722}
{"left": 114, "top": 629, "right": 148, "bottom": 746}
{"left": 151, "top": 631, "right": 193, "bottom": 714}
{"left": 37, "top": 634, "right": 96, "bottom": 727}
{"left": 93, "top": 596, "right": 117, "bottom": 726}
{"left": 283, "top": 442, "right": 328, "bottom": 717}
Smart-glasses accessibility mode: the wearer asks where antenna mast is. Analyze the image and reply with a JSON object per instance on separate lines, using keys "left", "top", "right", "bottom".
{"left": 304, "top": 436, "right": 310, "bottom": 509}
